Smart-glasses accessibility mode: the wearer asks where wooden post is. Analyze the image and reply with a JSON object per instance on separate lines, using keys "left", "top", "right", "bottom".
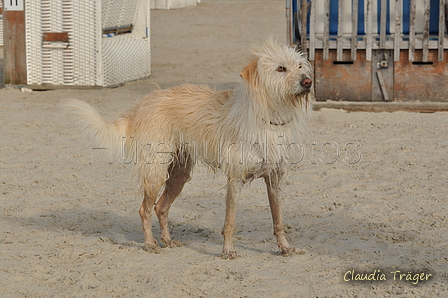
{"left": 300, "top": 0, "right": 308, "bottom": 55}
{"left": 439, "top": 0, "right": 446, "bottom": 61}
{"left": 336, "top": 0, "right": 344, "bottom": 61}
{"left": 323, "top": 0, "right": 330, "bottom": 60}
{"left": 309, "top": 0, "right": 316, "bottom": 61}
{"left": 3, "top": 0, "right": 27, "bottom": 85}
{"left": 366, "top": 0, "right": 373, "bottom": 61}
{"left": 379, "top": 0, "right": 387, "bottom": 49}
{"left": 422, "top": 0, "right": 430, "bottom": 62}
{"left": 409, "top": 0, "right": 416, "bottom": 62}
{"left": 351, "top": 0, "right": 359, "bottom": 61}
{"left": 286, "top": 0, "right": 292, "bottom": 45}
{"left": 394, "top": 0, "right": 402, "bottom": 62}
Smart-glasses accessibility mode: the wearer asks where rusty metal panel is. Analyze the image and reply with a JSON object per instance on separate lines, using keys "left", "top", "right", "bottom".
{"left": 394, "top": 50, "right": 448, "bottom": 102}
{"left": 42, "top": 32, "right": 69, "bottom": 42}
{"left": 372, "top": 50, "right": 394, "bottom": 102}
{"left": 3, "top": 10, "right": 27, "bottom": 85}
{"left": 314, "top": 50, "right": 372, "bottom": 101}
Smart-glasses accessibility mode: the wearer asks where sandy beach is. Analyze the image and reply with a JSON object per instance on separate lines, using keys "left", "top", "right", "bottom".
{"left": 1, "top": 1, "right": 447, "bottom": 297}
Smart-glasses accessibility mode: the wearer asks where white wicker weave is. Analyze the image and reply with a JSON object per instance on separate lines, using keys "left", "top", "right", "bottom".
{"left": 0, "top": 0, "right": 3, "bottom": 46}
{"left": 151, "top": 0, "right": 200, "bottom": 10}
{"left": 25, "top": 0, "right": 150, "bottom": 87}
{"left": 102, "top": 34, "right": 151, "bottom": 87}
{"left": 102, "top": 0, "right": 140, "bottom": 29}
{"left": 26, "top": 0, "right": 45, "bottom": 85}
{"left": 0, "top": 16, "right": 3, "bottom": 47}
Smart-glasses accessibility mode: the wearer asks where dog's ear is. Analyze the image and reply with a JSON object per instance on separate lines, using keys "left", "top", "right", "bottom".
{"left": 240, "top": 59, "right": 259, "bottom": 86}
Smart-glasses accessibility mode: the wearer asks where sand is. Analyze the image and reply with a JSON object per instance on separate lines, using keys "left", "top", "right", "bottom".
{"left": 1, "top": 1, "right": 447, "bottom": 297}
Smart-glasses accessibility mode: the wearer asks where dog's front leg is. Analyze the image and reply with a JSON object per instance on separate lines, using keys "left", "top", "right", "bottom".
{"left": 264, "top": 169, "right": 304, "bottom": 256}
{"left": 221, "top": 178, "right": 243, "bottom": 259}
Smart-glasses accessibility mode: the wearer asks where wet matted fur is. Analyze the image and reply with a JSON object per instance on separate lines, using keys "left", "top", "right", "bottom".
{"left": 63, "top": 39, "right": 314, "bottom": 259}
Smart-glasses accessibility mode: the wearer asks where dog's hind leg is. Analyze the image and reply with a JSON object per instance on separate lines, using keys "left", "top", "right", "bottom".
{"left": 139, "top": 173, "right": 166, "bottom": 252}
{"left": 221, "top": 178, "right": 243, "bottom": 259}
{"left": 264, "top": 169, "right": 304, "bottom": 256}
{"left": 154, "top": 157, "right": 193, "bottom": 248}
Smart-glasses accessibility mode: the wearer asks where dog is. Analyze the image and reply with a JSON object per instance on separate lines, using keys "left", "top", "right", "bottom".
{"left": 63, "top": 39, "right": 314, "bottom": 259}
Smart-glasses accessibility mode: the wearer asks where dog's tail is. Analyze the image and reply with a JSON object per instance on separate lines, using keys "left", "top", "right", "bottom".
{"left": 62, "top": 99, "right": 128, "bottom": 161}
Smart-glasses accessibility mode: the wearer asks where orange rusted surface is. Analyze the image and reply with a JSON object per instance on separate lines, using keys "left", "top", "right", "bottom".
{"left": 313, "top": 49, "right": 448, "bottom": 102}
{"left": 394, "top": 50, "right": 448, "bottom": 102}
{"left": 42, "top": 32, "right": 69, "bottom": 42}
{"left": 314, "top": 50, "right": 372, "bottom": 101}
{"left": 3, "top": 10, "right": 27, "bottom": 85}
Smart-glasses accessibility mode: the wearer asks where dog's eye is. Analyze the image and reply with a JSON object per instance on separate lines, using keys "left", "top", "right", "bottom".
{"left": 298, "top": 64, "right": 303, "bottom": 69}
{"left": 276, "top": 66, "right": 287, "bottom": 72}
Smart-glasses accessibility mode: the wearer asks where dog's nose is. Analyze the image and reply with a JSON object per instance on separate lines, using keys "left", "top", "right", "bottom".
{"left": 301, "top": 78, "right": 312, "bottom": 88}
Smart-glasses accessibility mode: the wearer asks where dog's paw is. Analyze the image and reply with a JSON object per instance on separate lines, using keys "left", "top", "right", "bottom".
{"left": 143, "top": 244, "right": 161, "bottom": 254}
{"left": 221, "top": 250, "right": 240, "bottom": 260}
{"left": 280, "top": 247, "right": 307, "bottom": 257}
{"left": 162, "top": 239, "right": 185, "bottom": 248}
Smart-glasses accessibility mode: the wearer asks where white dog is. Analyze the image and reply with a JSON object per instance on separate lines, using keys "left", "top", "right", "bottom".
{"left": 64, "top": 39, "right": 314, "bottom": 259}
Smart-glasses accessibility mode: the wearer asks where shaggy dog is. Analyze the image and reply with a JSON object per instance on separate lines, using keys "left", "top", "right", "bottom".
{"left": 64, "top": 39, "right": 314, "bottom": 259}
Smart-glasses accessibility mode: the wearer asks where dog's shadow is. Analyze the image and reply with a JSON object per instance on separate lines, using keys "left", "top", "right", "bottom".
{"left": 11, "top": 207, "right": 141, "bottom": 242}
{"left": 5, "top": 201, "right": 417, "bottom": 260}
{"left": 6, "top": 207, "right": 232, "bottom": 255}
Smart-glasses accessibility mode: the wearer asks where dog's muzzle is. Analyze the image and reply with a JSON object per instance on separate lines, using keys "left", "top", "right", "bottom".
{"left": 294, "top": 77, "right": 313, "bottom": 98}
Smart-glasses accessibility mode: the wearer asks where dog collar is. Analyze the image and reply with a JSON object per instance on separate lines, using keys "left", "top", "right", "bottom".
{"left": 269, "top": 118, "right": 293, "bottom": 126}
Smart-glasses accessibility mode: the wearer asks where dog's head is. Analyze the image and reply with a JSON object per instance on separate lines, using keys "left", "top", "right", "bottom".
{"left": 240, "top": 39, "right": 314, "bottom": 108}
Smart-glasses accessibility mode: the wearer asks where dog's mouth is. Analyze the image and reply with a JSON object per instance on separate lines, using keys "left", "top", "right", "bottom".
{"left": 294, "top": 89, "right": 311, "bottom": 98}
